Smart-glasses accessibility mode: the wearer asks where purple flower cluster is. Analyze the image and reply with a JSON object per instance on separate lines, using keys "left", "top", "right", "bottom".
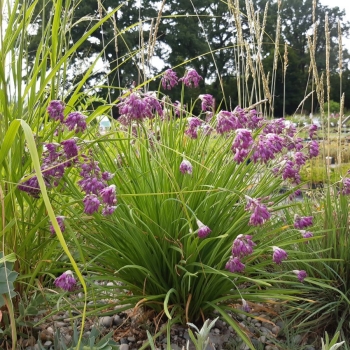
{"left": 117, "top": 91, "right": 163, "bottom": 123}
{"left": 282, "top": 160, "right": 301, "bottom": 184}
{"left": 64, "top": 112, "right": 87, "bottom": 134}
{"left": 216, "top": 107, "right": 263, "bottom": 135}
{"left": 232, "top": 234, "right": 256, "bottom": 258}
{"left": 293, "top": 270, "right": 307, "bottom": 283}
{"left": 18, "top": 138, "right": 79, "bottom": 196}
{"left": 309, "top": 124, "right": 318, "bottom": 139}
{"left": 245, "top": 197, "right": 271, "bottom": 226}
{"left": 225, "top": 234, "right": 256, "bottom": 273}
{"left": 180, "top": 69, "right": 202, "bottom": 88}
{"left": 196, "top": 219, "right": 211, "bottom": 238}
{"left": 78, "top": 157, "right": 116, "bottom": 215}
{"left": 309, "top": 140, "right": 319, "bottom": 158}
{"left": 231, "top": 129, "right": 253, "bottom": 163}
{"left": 47, "top": 100, "right": 65, "bottom": 122}
{"left": 225, "top": 256, "right": 245, "bottom": 273}
{"left": 300, "top": 230, "right": 313, "bottom": 243}
{"left": 54, "top": 270, "right": 77, "bottom": 291}
{"left": 179, "top": 159, "right": 193, "bottom": 175}
{"left": 342, "top": 178, "right": 350, "bottom": 195}
{"left": 185, "top": 117, "right": 203, "bottom": 139}
{"left": 199, "top": 94, "right": 214, "bottom": 112}
{"left": 161, "top": 69, "right": 178, "bottom": 90}
{"left": 294, "top": 215, "right": 313, "bottom": 229}
{"left": 272, "top": 246, "right": 288, "bottom": 264}
{"left": 50, "top": 216, "right": 65, "bottom": 235}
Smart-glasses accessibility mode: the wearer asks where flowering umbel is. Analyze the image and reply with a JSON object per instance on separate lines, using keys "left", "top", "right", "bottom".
{"left": 50, "top": 216, "right": 65, "bottom": 235}
{"left": 161, "top": 69, "right": 178, "bottom": 90}
{"left": 294, "top": 215, "right": 313, "bottom": 229}
{"left": 54, "top": 270, "right": 77, "bottom": 291}
{"left": 179, "top": 159, "right": 193, "bottom": 175}
{"left": 180, "top": 69, "right": 202, "bottom": 88}
{"left": 272, "top": 246, "right": 288, "bottom": 264}
{"left": 293, "top": 270, "right": 307, "bottom": 283}
{"left": 245, "top": 197, "right": 271, "bottom": 226}
{"left": 196, "top": 219, "right": 211, "bottom": 238}
{"left": 47, "top": 100, "right": 65, "bottom": 122}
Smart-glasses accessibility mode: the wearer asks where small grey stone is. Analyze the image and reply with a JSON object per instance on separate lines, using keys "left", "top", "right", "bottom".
{"left": 46, "top": 327, "right": 54, "bottom": 334}
{"left": 255, "top": 322, "right": 261, "bottom": 327}
{"left": 99, "top": 316, "right": 113, "bottom": 328}
{"left": 113, "top": 315, "right": 123, "bottom": 326}
{"left": 237, "top": 314, "right": 247, "bottom": 320}
{"left": 212, "top": 328, "right": 220, "bottom": 334}
{"left": 127, "top": 336, "right": 136, "bottom": 342}
{"left": 119, "top": 344, "right": 129, "bottom": 350}
{"left": 170, "top": 344, "right": 182, "bottom": 350}
{"left": 259, "top": 327, "right": 271, "bottom": 335}
{"left": 54, "top": 321, "right": 66, "bottom": 328}
{"left": 43, "top": 341, "right": 52, "bottom": 348}
{"left": 292, "top": 334, "right": 302, "bottom": 344}
{"left": 183, "top": 331, "right": 190, "bottom": 341}
{"left": 258, "top": 335, "right": 266, "bottom": 343}
{"left": 271, "top": 326, "right": 280, "bottom": 335}
{"left": 276, "top": 320, "right": 284, "bottom": 329}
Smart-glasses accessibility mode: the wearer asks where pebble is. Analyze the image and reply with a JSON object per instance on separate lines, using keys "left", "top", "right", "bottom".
{"left": 271, "top": 326, "right": 280, "bottom": 335}
{"left": 127, "top": 336, "right": 136, "bottom": 342}
{"left": 99, "top": 316, "right": 113, "bottom": 328}
{"left": 119, "top": 344, "right": 129, "bottom": 350}
{"left": 113, "top": 314, "right": 123, "bottom": 326}
{"left": 43, "top": 341, "right": 52, "bottom": 348}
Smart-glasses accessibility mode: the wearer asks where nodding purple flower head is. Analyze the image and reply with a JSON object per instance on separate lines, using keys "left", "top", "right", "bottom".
{"left": 294, "top": 152, "right": 307, "bottom": 166}
{"left": 173, "top": 101, "right": 183, "bottom": 117}
{"left": 117, "top": 91, "right": 163, "bottom": 122}
{"left": 64, "top": 112, "right": 87, "bottom": 134}
{"left": 50, "top": 216, "right": 65, "bottom": 235}
{"left": 300, "top": 230, "right": 313, "bottom": 244}
{"left": 342, "top": 178, "right": 350, "bottom": 195}
{"left": 180, "top": 69, "right": 202, "bottom": 88}
{"left": 242, "top": 299, "right": 251, "bottom": 312}
{"left": 47, "top": 100, "right": 65, "bottom": 122}
{"left": 180, "top": 159, "right": 193, "bottom": 175}
{"left": 100, "top": 185, "right": 117, "bottom": 206}
{"left": 293, "top": 270, "right": 307, "bottom": 283}
{"left": 232, "top": 129, "right": 253, "bottom": 151}
{"left": 216, "top": 111, "right": 236, "bottom": 134}
{"left": 245, "top": 197, "right": 271, "bottom": 226}
{"left": 196, "top": 219, "right": 211, "bottom": 238}
{"left": 185, "top": 117, "right": 203, "bottom": 139}
{"left": 225, "top": 256, "right": 245, "bottom": 273}
{"left": 294, "top": 215, "right": 313, "bottom": 229}
{"left": 263, "top": 118, "right": 285, "bottom": 135}
{"left": 309, "top": 124, "right": 318, "bottom": 139}
{"left": 102, "top": 205, "right": 117, "bottom": 216}
{"left": 161, "top": 69, "right": 178, "bottom": 90}
{"left": 61, "top": 138, "right": 78, "bottom": 161}
{"left": 282, "top": 160, "right": 301, "bottom": 184}
{"left": 232, "top": 234, "right": 256, "bottom": 258}
{"left": 199, "top": 94, "right": 214, "bottom": 112}
{"left": 83, "top": 194, "right": 100, "bottom": 214}
{"left": 18, "top": 176, "right": 41, "bottom": 197}
{"left": 54, "top": 270, "right": 77, "bottom": 291}
{"left": 272, "top": 246, "right": 288, "bottom": 264}
{"left": 309, "top": 140, "right": 319, "bottom": 158}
